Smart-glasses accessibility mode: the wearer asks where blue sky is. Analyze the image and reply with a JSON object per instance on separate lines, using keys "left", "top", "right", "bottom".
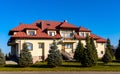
{"left": 0, "top": 0, "right": 120, "bottom": 54}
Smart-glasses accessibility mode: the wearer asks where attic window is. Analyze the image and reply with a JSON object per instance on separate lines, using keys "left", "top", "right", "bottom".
{"left": 47, "top": 24, "right": 50, "bottom": 26}
{"left": 27, "top": 30, "right": 36, "bottom": 36}
{"left": 49, "top": 32, "right": 55, "bottom": 36}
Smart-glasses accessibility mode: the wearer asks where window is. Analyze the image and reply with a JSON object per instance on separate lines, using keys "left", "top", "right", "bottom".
{"left": 101, "top": 51, "right": 103, "bottom": 54}
{"left": 65, "top": 43, "right": 72, "bottom": 49}
{"left": 28, "top": 30, "right": 36, "bottom": 36}
{"left": 49, "top": 32, "right": 55, "bottom": 36}
{"left": 80, "top": 32, "right": 84, "bottom": 37}
{"left": 47, "top": 24, "right": 50, "bottom": 26}
{"left": 23, "top": 42, "right": 33, "bottom": 50}
{"left": 61, "top": 31, "right": 73, "bottom": 38}
{"left": 101, "top": 43, "right": 104, "bottom": 45}
{"left": 38, "top": 43, "right": 44, "bottom": 49}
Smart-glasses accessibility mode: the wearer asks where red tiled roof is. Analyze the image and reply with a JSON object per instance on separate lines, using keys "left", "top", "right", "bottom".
{"left": 90, "top": 34, "right": 101, "bottom": 39}
{"left": 90, "top": 34, "right": 107, "bottom": 43}
{"left": 79, "top": 26, "right": 91, "bottom": 32}
{"left": 96, "top": 38, "right": 107, "bottom": 43}
{"left": 46, "top": 26, "right": 56, "bottom": 30}
{"left": 11, "top": 24, "right": 38, "bottom": 31}
{"left": 75, "top": 34, "right": 107, "bottom": 43}
{"left": 59, "top": 22, "right": 78, "bottom": 29}
{"left": 12, "top": 29, "right": 61, "bottom": 39}
{"left": 74, "top": 34, "right": 86, "bottom": 39}
{"left": 34, "top": 20, "right": 61, "bottom": 31}
{"left": 9, "top": 20, "right": 106, "bottom": 42}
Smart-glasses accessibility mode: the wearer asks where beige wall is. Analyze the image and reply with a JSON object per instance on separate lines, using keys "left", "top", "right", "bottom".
{"left": 14, "top": 38, "right": 106, "bottom": 63}
{"left": 96, "top": 43, "right": 106, "bottom": 58}
{"left": 15, "top": 39, "right": 62, "bottom": 63}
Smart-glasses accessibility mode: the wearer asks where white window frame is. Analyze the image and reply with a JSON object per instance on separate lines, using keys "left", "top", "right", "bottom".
{"left": 27, "top": 30, "right": 36, "bottom": 36}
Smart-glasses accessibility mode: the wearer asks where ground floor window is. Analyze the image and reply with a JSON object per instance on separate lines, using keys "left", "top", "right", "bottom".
{"left": 23, "top": 42, "right": 33, "bottom": 51}
{"left": 101, "top": 51, "right": 104, "bottom": 54}
{"left": 38, "top": 43, "right": 44, "bottom": 49}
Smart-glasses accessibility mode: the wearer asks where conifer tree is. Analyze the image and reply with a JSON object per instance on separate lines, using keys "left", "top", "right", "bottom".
{"left": 107, "top": 39, "right": 114, "bottom": 57}
{"left": 18, "top": 43, "right": 33, "bottom": 67}
{"left": 47, "top": 40, "right": 62, "bottom": 67}
{"left": 90, "top": 38, "right": 98, "bottom": 65}
{"left": 81, "top": 35, "right": 93, "bottom": 67}
{"left": 115, "top": 39, "right": 120, "bottom": 61}
{"left": 0, "top": 49, "right": 5, "bottom": 66}
{"left": 74, "top": 39, "right": 84, "bottom": 61}
{"left": 102, "top": 39, "right": 113, "bottom": 64}
{"left": 102, "top": 48, "right": 112, "bottom": 64}
{"left": 81, "top": 35, "right": 97, "bottom": 67}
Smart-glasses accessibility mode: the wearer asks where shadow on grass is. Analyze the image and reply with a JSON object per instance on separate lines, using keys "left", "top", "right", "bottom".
{"left": 61, "top": 64, "right": 81, "bottom": 68}
{"left": 4, "top": 64, "right": 54, "bottom": 68}
{"left": 4, "top": 64, "right": 21, "bottom": 68}
{"left": 31, "top": 64, "right": 51, "bottom": 68}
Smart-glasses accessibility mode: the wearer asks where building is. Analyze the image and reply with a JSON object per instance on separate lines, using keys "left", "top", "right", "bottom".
{"left": 8, "top": 20, "right": 107, "bottom": 63}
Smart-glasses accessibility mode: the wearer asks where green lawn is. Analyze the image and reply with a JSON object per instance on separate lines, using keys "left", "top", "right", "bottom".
{"left": 1, "top": 61, "right": 120, "bottom": 71}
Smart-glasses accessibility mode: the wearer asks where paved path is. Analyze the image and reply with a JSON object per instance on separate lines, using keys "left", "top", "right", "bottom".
{"left": 0, "top": 72, "right": 120, "bottom": 74}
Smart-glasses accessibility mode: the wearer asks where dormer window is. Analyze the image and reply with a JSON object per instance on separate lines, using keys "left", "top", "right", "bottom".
{"left": 48, "top": 31, "right": 56, "bottom": 36}
{"left": 80, "top": 32, "right": 84, "bottom": 37}
{"left": 47, "top": 24, "right": 50, "bottom": 26}
{"left": 49, "top": 32, "right": 55, "bottom": 36}
{"left": 80, "top": 32, "right": 89, "bottom": 37}
{"left": 27, "top": 30, "right": 36, "bottom": 36}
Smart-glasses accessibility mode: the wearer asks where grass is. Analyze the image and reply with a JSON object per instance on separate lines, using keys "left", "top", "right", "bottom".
{"left": 1, "top": 61, "right": 120, "bottom": 71}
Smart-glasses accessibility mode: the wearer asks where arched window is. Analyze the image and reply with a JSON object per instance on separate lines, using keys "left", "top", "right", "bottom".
{"left": 23, "top": 42, "right": 33, "bottom": 50}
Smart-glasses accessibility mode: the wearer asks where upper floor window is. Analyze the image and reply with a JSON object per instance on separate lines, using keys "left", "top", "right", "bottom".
{"left": 27, "top": 30, "right": 36, "bottom": 36}
{"left": 80, "top": 32, "right": 89, "bottom": 37}
{"left": 49, "top": 32, "right": 55, "bottom": 36}
{"left": 65, "top": 43, "right": 72, "bottom": 49}
{"left": 23, "top": 42, "right": 33, "bottom": 51}
{"left": 80, "top": 32, "right": 84, "bottom": 37}
{"left": 61, "top": 30, "right": 73, "bottom": 38}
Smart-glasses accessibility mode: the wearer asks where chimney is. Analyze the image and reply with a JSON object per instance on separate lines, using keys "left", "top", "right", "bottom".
{"left": 64, "top": 20, "right": 68, "bottom": 22}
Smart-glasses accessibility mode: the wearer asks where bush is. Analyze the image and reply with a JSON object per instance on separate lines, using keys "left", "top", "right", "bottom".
{"left": 0, "top": 49, "right": 5, "bottom": 66}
